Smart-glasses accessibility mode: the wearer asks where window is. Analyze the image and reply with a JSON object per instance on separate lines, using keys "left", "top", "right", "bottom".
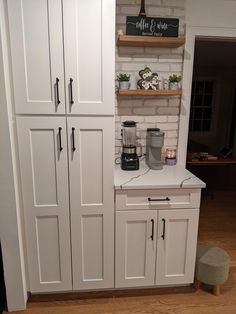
{"left": 189, "top": 80, "right": 214, "bottom": 132}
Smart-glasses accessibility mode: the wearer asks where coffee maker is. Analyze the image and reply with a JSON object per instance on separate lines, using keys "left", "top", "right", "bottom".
{"left": 121, "top": 121, "right": 139, "bottom": 171}
{"left": 146, "top": 128, "right": 164, "bottom": 170}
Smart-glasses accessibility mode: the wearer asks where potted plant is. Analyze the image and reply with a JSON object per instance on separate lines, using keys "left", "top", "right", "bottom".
{"left": 117, "top": 73, "right": 130, "bottom": 90}
{"left": 169, "top": 74, "right": 181, "bottom": 90}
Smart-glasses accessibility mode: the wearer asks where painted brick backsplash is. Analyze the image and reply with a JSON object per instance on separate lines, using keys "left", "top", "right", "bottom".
{"left": 115, "top": 0, "right": 186, "bottom": 157}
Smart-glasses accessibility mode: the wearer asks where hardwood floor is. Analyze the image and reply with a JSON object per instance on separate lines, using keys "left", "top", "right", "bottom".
{"left": 5, "top": 191, "right": 236, "bottom": 314}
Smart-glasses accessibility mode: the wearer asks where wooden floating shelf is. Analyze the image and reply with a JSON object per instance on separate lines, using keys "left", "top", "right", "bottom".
{"left": 116, "top": 89, "right": 182, "bottom": 97}
{"left": 117, "top": 35, "right": 185, "bottom": 48}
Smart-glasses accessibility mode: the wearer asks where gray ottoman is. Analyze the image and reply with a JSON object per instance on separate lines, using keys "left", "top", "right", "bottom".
{"left": 194, "top": 244, "right": 230, "bottom": 296}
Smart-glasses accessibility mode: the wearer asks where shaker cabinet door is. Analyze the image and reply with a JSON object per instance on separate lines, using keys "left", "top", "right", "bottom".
{"left": 156, "top": 209, "right": 199, "bottom": 286}
{"left": 16, "top": 117, "right": 72, "bottom": 292}
{"left": 115, "top": 211, "right": 157, "bottom": 288}
{"left": 63, "top": 0, "right": 115, "bottom": 115}
{"left": 7, "top": 0, "right": 65, "bottom": 114}
{"left": 68, "top": 117, "right": 114, "bottom": 290}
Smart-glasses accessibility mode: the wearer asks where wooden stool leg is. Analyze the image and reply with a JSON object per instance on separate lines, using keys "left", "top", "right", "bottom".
{"left": 213, "top": 285, "right": 220, "bottom": 296}
{"left": 193, "top": 278, "right": 201, "bottom": 290}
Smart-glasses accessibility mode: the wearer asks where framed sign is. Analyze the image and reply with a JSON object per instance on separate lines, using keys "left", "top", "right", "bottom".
{"left": 126, "top": 16, "right": 179, "bottom": 37}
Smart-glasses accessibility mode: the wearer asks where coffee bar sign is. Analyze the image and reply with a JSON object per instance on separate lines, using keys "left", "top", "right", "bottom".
{"left": 126, "top": 16, "right": 179, "bottom": 37}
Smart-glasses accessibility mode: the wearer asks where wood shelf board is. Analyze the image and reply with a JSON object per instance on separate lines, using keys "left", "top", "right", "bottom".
{"left": 117, "top": 35, "right": 185, "bottom": 48}
{"left": 116, "top": 89, "right": 182, "bottom": 97}
{"left": 187, "top": 159, "right": 236, "bottom": 166}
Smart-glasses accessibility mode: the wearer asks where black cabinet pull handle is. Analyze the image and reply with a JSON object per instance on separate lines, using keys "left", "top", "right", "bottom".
{"left": 148, "top": 197, "right": 170, "bottom": 202}
{"left": 56, "top": 78, "right": 60, "bottom": 105}
{"left": 161, "top": 218, "right": 166, "bottom": 240}
{"left": 58, "top": 127, "right": 63, "bottom": 152}
{"left": 150, "top": 219, "right": 154, "bottom": 240}
{"left": 72, "top": 127, "right": 76, "bottom": 152}
{"left": 69, "top": 78, "right": 74, "bottom": 105}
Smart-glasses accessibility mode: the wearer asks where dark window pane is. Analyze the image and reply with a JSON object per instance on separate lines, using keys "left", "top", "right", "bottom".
{"left": 202, "top": 120, "right": 211, "bottom": 131}
{"left": 189, "top": 119, "right": 193, "bottom": 131}
{"left": 191, "top": 94, "right": 195, "bottom": 105}
{"left": 204, "top": 95, "right": 213, "bottom": 107}
{"left": 203, "top": 108, "right": 212, "bottom": 119}
{"left": 192, "top": 82, "right": 195, "bottom": 94}
{"left": 190, "top": 108, "right": 194, "bottom": 120}
{"left": 194, "top": 108, "right": 203, "bottom": 119}
{"left": 205, "top": 82, "right": 213, "bottom": 94}
{"left": 194, "top": 95, "right": 203, "bottom": 107}
{"left": 193, "top": 120, "right": 202, "bottom": 131}
{"left": 195, "top": 81, "right": 204, "bottom": 94}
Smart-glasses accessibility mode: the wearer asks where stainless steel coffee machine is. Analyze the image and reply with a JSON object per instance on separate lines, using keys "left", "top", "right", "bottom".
{"left": 121, "top": 121, "right": 139, "bottom": 171}
{"left": 146, "top": 128, "right": 164, "bottom": 170}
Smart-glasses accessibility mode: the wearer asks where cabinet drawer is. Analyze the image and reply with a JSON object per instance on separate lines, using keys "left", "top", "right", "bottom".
{"left": 115, "top": 189, "right": 201, "bottom": 210}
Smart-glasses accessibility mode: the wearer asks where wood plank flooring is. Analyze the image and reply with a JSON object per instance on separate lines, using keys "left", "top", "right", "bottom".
{"left": 5, "top": 190, "right": 236, "bottom": 314}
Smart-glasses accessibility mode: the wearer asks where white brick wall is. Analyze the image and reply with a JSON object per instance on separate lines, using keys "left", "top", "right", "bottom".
{"left": 115, "top": 0, "right": 186, "bottom": 157}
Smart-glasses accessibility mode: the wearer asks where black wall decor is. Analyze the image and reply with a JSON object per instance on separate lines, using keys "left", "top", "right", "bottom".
{"left": 126, "top": 16, "right": 179, "bottom": 37}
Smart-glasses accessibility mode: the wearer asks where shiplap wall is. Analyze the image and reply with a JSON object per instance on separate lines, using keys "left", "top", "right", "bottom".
{"left": 115, "top": 0, "right": 186, "bottom": 156}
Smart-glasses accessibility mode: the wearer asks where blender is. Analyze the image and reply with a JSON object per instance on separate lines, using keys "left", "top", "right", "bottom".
{"left": 121, "top": 121, "right": 139, "bottom": 171}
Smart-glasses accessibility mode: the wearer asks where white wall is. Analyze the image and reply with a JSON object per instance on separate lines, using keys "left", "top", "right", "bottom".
{"left": 186, "top": 0, "right": 236, "bottom": 28}
{"left": 0, "top": 0, "right": 27, "bottom": 310}
{"left": 178, "top": 0, "right": 236, "bottom": 164}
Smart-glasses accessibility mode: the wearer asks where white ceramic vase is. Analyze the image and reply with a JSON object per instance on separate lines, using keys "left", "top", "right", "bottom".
{"left": 119, "top": 81, "right": 130, "bottom": 90}
{"left": 169, "top": 82, "right": 179, "bottom": 90}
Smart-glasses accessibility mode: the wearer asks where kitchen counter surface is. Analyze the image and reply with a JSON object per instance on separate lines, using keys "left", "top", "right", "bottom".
{"left": 114, "top": 162, "right": 206, "bottom": 190}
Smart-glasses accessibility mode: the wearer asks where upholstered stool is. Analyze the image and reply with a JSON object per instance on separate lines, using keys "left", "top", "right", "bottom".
{"left": 194, "top": 245, "right": 230, "bottom": 296}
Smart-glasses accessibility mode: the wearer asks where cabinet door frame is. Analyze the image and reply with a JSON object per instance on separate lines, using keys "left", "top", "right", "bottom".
{"left": 63, "top": 0, "right": 115, "bottom": 115}
{"left": 156, "top": 209, "right": 199, "bottom": 286}
{"left": 16, "top": 117, "right": 72, "bottom": 292}
{"left": 7, "top": 0, "right": 65, "bottom": 114}
{"left": 68, "top": 117, "right": 114, "bottom": 290}
{"left": 116, "top": 210, "right": 157, "bottom": 288}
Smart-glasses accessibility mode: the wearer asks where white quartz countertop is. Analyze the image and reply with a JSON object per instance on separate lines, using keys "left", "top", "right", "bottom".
{"left": 114, "top": 162, "right": 206, "bottom": 190}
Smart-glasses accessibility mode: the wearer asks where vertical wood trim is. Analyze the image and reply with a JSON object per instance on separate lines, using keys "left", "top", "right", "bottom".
{"left": 0, "top": 0, "right": 27, "bottom": 310}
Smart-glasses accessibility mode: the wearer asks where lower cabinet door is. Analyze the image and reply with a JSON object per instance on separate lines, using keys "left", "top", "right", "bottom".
{"left": 115, "top": 211, "right": 157, "bottom": 288}
{"left": 16, "top": 117, "right": 72, "bottom": 292}
{"left": 156, "top": 209, "right": 199, "bottom": 285}
{"left": 68, "top": 117, "right": 114, "bottom": 290}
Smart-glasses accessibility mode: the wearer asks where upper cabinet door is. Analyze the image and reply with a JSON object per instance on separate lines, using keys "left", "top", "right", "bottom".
{"left": 156, "top": 209, "right": 199, "bottom": 286}
{"left": 63, "top": 0, "right": 115, "bottom": 115}
{"left": 7, "top": 0, "right": 65, "bottom": 114}
{"left": 16, "top": 117, "right": 72, "bottom": 292}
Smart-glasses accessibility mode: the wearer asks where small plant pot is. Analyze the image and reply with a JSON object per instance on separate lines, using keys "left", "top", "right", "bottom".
{"left": 169, "top": 82, "right": 179, "bottom": 90}
{"left": 119, "top": 81, "right": 130, "bottom": 90}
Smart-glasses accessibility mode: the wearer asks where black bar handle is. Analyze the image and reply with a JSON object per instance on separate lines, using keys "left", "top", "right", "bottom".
{"left": 58, "top": 127, "right": 63, "bottom": 152}
{"left": 56, "top": 78, "right": 60, "bottom": 105}
{"left": 148, "top": 197, "right": 170, "bottom": 202}
{"left": 161, "top": 218, "right": 166, "bottom": 240}
{"left": 150, "top": 219, "right": 154, "bottom": 240}
{"left": 72, "top": 127, "right": 76, "bottom": 152}
{"left": 69, "top": 78, "right": 74, "bottom": 105}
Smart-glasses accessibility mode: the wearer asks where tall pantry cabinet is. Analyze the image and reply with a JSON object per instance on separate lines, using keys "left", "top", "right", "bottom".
{"left": 7, "top": 0, "right": 115, "bottom": 293}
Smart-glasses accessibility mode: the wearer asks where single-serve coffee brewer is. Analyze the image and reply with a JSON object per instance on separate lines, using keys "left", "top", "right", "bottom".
{"left": 121, "top": 121, "right": 139, "bottom": 171}
{"left": 146, "top": 128, "right": 165, "bottom": 170}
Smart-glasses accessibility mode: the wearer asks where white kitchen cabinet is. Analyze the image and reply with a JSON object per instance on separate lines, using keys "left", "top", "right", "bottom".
{"left": 115, "top": 208, "right": 199, "bottom": 288}
{"left": 63, "top": 0, "right": 115, "bottom": 115}
{"left": 115, "top": 211, "right": 157, "bottom": 288}
{"left": 16, "top": 117, "right": 72, "bottom": 292}
{"left": 17, "top": 116, "right": 114, "bottom": 292}
{"left": 7, "top": 0, "right": 115, "bottom": 115}
{"left": 7, "top": 0, "right": 65, "bottom": 114}
{"left": 156, "top": 209, "right": 199, "bottom": 285}
{"left": 67, "top": 117, "right": 114, "bottom": 290}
